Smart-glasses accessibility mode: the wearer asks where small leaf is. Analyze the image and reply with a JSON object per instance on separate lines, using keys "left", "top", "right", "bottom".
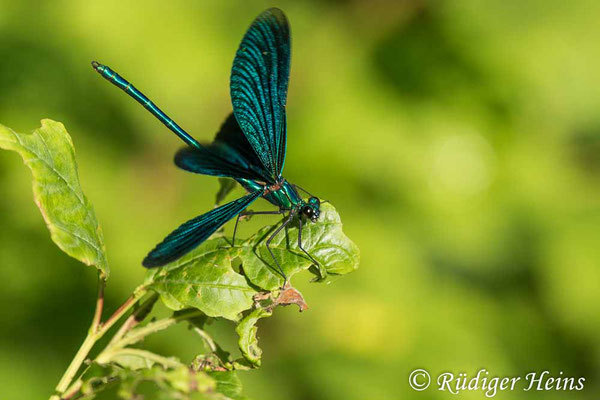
{"left": 215, "top": 178, "right": 238, "bottom": 205}
{"left": 235, "top": 308, "right": 272, "bottom": 367}
{"left": 118, "top": 365, "right": 216, "bottom": 399}
{"left": 79, "top": 363, "right": 116, "bottom": 397}
{"left": 208, "top": 371, "right": 246, "bottom": 400}
{"left": 108, "top": 348, "right": 184, "bottom": 370}
{"left": 145, "top": 239, "right": 256, "bottom": 321}
{"left": 163, "top": 366, "right": 215, "bottom": 394}
{"left": 239, "top": 203, "right": 359, "bottom": 290}
{"left": 80, "top": 363, "right": 218, "bottom": 400}
{"left": 0, "top": 120, "right": 108, "bottom": 277}
{"left": 233, "top": 286, "right": 307, "bottom": 367}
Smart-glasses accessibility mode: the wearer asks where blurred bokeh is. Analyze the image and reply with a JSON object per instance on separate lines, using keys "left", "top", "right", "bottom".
{"left": 1, "top": 1, "right": 600, "bottom": 399}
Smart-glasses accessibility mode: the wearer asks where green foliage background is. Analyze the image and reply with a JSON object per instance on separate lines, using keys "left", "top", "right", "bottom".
{"left": 1, "top": 1, "right": 599, "bottom": 399}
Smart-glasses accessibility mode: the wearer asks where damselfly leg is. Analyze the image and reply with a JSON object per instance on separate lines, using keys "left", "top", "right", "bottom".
{"left": 230, "top": 207, "right": 323, "bottom": 285}
{"left": 298, "top": 217, "right": 326, "bottom": 280}
{"left": 231, "top": 209, "right": 287, "bottom": 247}
{"left": 265, "top": 213, "right": 295, "bottom": 285}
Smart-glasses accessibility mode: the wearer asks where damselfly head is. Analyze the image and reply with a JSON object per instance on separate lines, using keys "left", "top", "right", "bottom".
{"left": 301, "top": 197, "right": 320, "bottom": 223}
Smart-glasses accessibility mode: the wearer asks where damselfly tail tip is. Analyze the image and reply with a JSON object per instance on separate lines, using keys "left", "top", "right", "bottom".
{"left": 91, "top": 60, "right": 102, "bottom": 71}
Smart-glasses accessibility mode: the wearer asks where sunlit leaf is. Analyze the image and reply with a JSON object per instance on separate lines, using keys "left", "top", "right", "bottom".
{"left": 233, "top": 285, "right": 308, "bottom": 366}
{"left": 208, "top": 371, "right": 246, "bottom": 400}
{"left": 80, "top": 363, "right": 219, "bottom": 400}
{"left": 145, "top": 203, "right": 358, "bottom": 318}
{"left": 108, "top": 348, "right": 184, "bottom": 371}
{"left": 235, "top": 308, "right": 272, "bottom": 367}
{"left": 239, "top": 203, "right": 360, "bottom": 290}
{"left": 117, "top": 365, "right": 215, "bottom": 399}
{"left": 145, "top": 239, "right": 256, "bottom": 321}
{"left": 0, "top": 119, "right": 108, "bottom": 277}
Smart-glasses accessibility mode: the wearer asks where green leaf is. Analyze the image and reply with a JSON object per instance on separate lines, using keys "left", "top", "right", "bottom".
{"left": 80, "top": 363, "right": 219, "bottom": 400}
{"left": 239, "top": 203, "right": 360, "bottom": 290}
{"left": 79, "top": 363, "right": 116, "bottom": 398}
{"left": 0, "top": 119, "right": 108, "bottom": 278}
{"left": 215, "top": 178, "right": 238, "bottom": 205}
{"left": 117, "top": 365, "right": 216, "bottom": 399}
{"left": 235, "top": 308, "right": 272, "bottom": 367}
{"left": 233, "top": 285, "right": 308, "bottom": 366}
{"left": 145, "top": 203, "right": 359, "bottom": 318}
{"left": 108, "top": 348, "right": 184, "bottom": 370}
{"left": 145, "top": 239, "right": 256, "bottom": 321}
{"left": 207, "top": 371, "right": 246, "bottom": 400}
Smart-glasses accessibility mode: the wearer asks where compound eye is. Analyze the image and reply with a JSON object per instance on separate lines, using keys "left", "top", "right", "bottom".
{"left": 303, "top": 206, "right": 313, "bottom": 217}
{"left": 313, "top": 210, "right": 320, "bottom": 221}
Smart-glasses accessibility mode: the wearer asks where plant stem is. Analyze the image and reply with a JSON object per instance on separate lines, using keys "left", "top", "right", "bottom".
{"left": 50, "top": 274, "right": 106, "bottom": 400}
{"left": 50, "top": 278, "right": 147, "bottom": 400}
{"left": 96, "top": 309, "right": 204, "bottom": 365}
{"left": 118, "top": 309, "right": 204, "bottom": 347}
{"left": 97, "top": 285, "right": 147, "bottom": 337}
{"left": 61, "top": 380, "right": 83, "bottom": 400}
{"left": 192, "top": 327, "right": 218, "bottom": 353}
{"left": 107, "top": 293, "right": 159, "bottom": 347}
{"left": 50, "top": 330, "right": 96, "bottom": 400}
{"left": 91, "top": 277, "right": 105, "bottom": 329}
{"left": 62, "top": 308, "right": 203, "bottom": 398}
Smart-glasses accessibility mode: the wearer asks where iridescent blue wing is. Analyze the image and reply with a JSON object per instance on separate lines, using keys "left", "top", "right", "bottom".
{"left": 211, "top": 113, "right": 265, "bottom": 172}
{"left": 230, "top": 8, "right": 290, "bottom": 180}
{"left": 174, "top": 146, "right": 269, "bottom": 182}
{"left": 143, "top": 190, "right": 262, "bottom": 267}
{"left": 175, "top": 113, "right": 275, "bottom": 184}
